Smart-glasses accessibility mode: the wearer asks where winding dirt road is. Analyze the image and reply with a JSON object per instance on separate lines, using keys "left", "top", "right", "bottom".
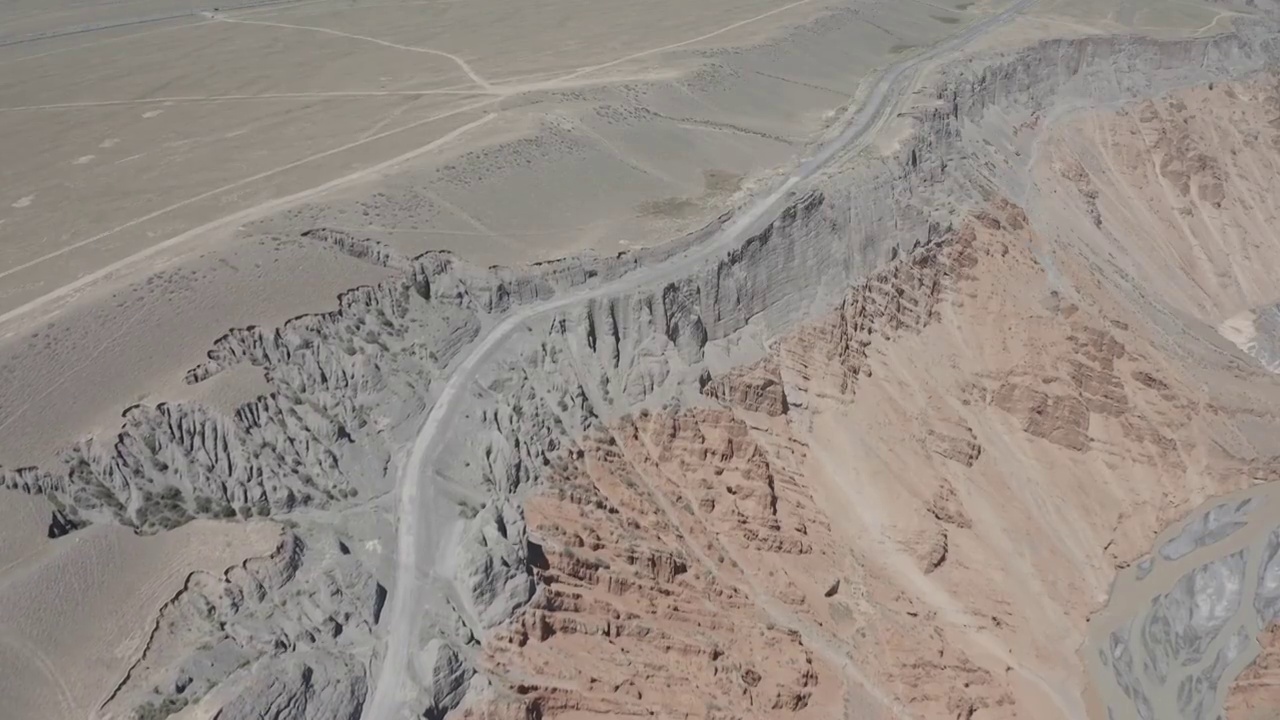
{"left": 361, "top": 2, "right": 1038, "bottom": 718}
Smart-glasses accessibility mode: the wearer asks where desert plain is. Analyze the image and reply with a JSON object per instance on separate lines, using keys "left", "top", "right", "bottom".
{"left": 5, "top": 0, "right": 1280, "bottom": 719}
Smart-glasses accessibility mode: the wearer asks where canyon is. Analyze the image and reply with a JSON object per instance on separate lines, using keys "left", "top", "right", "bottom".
{"left": 6, "top": 1, "right": 1280, "bottom": 720}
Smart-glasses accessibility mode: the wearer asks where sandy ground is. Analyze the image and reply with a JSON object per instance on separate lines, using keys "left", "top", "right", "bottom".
{"left": 0, "top": 0, "right": 1018, "bottom": 469}
{"left": 0, "top": 493, "right": 58, "bottom": 571}
{"left": 2, "top": 2, "right": 1277, "bottom": 719}
{"left": 0, "top": 496, "right": 281, "bottom": 720}
{"left": 1032, "top": 0, "right": 1253, "bottom": 36}
{"left": 0, "top": 4, "right": 1034, "bottom": 717}
{"left": 455, "top": 68, "right": 1280, "bottom": 719}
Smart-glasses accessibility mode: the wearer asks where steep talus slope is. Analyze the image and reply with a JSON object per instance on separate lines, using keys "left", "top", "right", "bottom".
{"left": 9, "top": 22, "right": 1280, "bottom": 720}
{"left": 1041, "top": 76, "right": 1280, "bottom": 720}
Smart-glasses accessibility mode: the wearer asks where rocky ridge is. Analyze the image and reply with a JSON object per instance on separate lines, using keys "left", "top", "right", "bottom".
{"left": 98, "top": 528, "right": 384, "bottom": 720}
{"left": 7, "top": 20, "right": 1280, "bottom": 720}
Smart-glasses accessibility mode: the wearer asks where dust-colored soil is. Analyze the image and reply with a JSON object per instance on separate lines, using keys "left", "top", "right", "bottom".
{"left": 1226, "top": 623, "right": 1280, "bottom": 719}
{"left": 0, "top": 502, "right": 279, "bottom": 720}
{"left": 5, "top": 1, "right": 1280, "bottom": 719}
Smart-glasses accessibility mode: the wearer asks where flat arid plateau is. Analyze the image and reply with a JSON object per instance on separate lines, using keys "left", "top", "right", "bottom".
{"left": 6, "top": 0, "right": 1280, "bottom": 719}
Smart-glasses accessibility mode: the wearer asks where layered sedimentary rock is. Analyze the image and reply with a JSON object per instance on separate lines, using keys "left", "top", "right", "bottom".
{"left": 11, "top": 21, "right": 1280, "bottom": 720}
{"left": 215, "top": 652, "right": 369, "bottom": 720}
{"left": 1226, "top": 623, "right": 1280, "bottom": 719}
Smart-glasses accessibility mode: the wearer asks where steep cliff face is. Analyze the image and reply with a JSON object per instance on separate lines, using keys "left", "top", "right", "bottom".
{"left": 465, "top": 409, "right": 839, "bottom": 719}
{"left": 1227, "top": 623, "right": 1280, "bottom": 719}
{"left": 442, "top": 31, "right": 1280, "bottom": 720}
{"left": 11, "top": 23, "right": 1280, "bottom": 720}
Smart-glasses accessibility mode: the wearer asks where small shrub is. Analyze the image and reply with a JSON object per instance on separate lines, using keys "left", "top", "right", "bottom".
{"left": 133, "top": 695, "right": 188, "bottom": 720}
{"left": 158, "top": 510, "right": 190, "bottom": 530}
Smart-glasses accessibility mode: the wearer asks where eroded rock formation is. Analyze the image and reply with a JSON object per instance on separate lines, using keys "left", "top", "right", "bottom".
{"left": 12, "top": 21, "right": 1280, "bottom": 720}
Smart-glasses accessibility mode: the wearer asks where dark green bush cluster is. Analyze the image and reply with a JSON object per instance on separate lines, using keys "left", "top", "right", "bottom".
{"left": 133, "top": 695, "right": 188, "bottom": 720}
{"left": 135, "top": 485, "right": 192, "bottom": 531}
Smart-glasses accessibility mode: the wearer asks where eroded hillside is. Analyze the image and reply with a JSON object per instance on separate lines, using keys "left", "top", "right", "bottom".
{"left": 440, "top": 33, "right": 1280, "bottom": 720}
{"left": 7, "top": 17, "right": 1280, "bottom": 720}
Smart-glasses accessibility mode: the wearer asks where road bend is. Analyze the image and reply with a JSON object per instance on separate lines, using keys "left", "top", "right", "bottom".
{"left": 361, "top": 2, "right": 1037, "bottom": 717}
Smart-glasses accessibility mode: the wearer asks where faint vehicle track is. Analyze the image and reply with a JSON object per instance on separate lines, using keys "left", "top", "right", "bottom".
{"left": 215, "top": 16, "right": 496, "bottom": 91}
{"left": 361, "top": 2, "right": 1038, "bottom": 718}
{"left": 0, "top": 12, "right": 193, "bottom": 49}
{"left": 623, "top": 423, "right": 911, "bottom": 717}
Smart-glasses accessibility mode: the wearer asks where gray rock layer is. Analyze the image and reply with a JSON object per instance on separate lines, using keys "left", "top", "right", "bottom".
{"left": 9, "top": 21, "right": 1280, "bottom": 720}
{"left": 106, "top": 530, "right": 384, "bottom": 719}
{"left": 215, "top": 651, "right": 367, "bottom": 720}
